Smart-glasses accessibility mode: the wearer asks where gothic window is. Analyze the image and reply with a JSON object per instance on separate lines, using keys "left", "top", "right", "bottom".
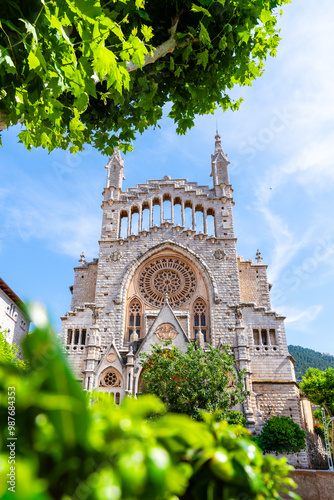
{"left": 261, "top": 329, "right": 268, "bottom": 345}
{"left": 207, "top": 208, "right": 216, "bottom": 236}
{"left": 269, "top": 329, "right": 277, "bottom": 345}
{"left": 195, "top": 205, "right": 204, "bottom": 233}
{"left": 253, "top": 329, "right": 260, "bottom": 345}
{"left": 193, "top": 299, "right": 207, "bottom": 342}
{"left": 99, "top": 368, "right": 122, "bottom": 388}
{"left": 74, "top": 329, "right": 80, "bottom": 345}
{"left": 67, "top": 329, "right": 73, "bottom": 345}
{"left": 119, "top": 210, "right": 128, "bottom": 238}
{"left": 81, "top": 329, "right": 87, "bottom": 345}
{"left": 173, "top": 198, "right": 182, "bottom": 226}
{"left": 163, "top": 194, "right": 172, "bottom": 222}
{"left": 127, "top": 299, "right": 142, "bottom": 340}
{"left": 138, "top": 257, "right": 197, "bottom": 308}
{"left": 130, "top": 206, "right": 139, "bottom": 235}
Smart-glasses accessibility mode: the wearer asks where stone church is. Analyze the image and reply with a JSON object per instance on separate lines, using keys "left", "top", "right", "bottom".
{"left": 61, "top": 133, "right": 308, "bottom": 466}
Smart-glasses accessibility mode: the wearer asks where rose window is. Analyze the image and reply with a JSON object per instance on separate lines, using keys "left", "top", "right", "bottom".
{"left": 138, "top": 257, "right": 197, "bottom": 308}
{"left": 100, "top": 370, "right": 120, "bottom": 387}
{"left": 153, "top": 270, "right": 182, "bottom": 294}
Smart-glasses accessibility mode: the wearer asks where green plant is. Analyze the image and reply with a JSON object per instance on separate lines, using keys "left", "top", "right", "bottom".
{"left": 224, "top": 410, "right": 246, "bottom": 426}
{"left": 140, "top": 341, "right": 245, "bottom": 420}
{"left": 257, "top": 416, "right": 307, "bottom": 455}
{"left": 0, "top": 330, "right": 27, "bottom": 368}
{"left": 0, "top": 0, "right": 290, "bottom": 154}
{"left": 0, "top": 306, "right": 300, "bottom": 499}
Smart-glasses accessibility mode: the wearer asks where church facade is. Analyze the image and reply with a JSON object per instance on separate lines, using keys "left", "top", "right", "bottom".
{"left": 61, "top": 134, "right": 308, "bottom": 466}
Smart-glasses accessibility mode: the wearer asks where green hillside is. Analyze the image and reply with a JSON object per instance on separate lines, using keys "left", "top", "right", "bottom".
{"left": 288, "top": 345, "right": 334, "bottom": 382}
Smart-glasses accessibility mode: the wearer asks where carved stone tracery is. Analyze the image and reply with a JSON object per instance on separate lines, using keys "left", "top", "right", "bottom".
{"left": 138, "top": 257, "right": 197, "bottom": 308}
{"left": 99, "top": 368, "right": 121, "bottom": 388}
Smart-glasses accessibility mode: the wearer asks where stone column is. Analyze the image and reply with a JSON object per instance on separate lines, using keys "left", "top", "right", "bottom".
{"left": 127, "top": 211, "right": 131, "bottom": 237}
{"left": 83, "top": 324, "right": 101, "bottom": 391}
{"left": 125, "top": 347, "right": 135, "bottom": 394}
{"left": 171, "top": 199, "right": 174, "bottom": 225}
{"left": 138, "top": 206, "right": 143, "bottom": 233}
{"left": 192, "top": 205, "right": 196, "bottom": 231}
{"left": 181, "top": 200, "right": 185, "bottom": 227}
{"left": 149, "top": 199, "right": 153, "bottom": 228}
{"left": 203, "top": 210, "right": 208, "bottom": 234}
{"left": 160, "top": 197, "right": 164, "bottom": 225}
{"left": 233, "top": 306, "right": 256, "bottom": 432}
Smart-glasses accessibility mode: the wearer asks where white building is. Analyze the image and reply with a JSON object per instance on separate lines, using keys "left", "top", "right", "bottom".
{"left": 0, "top": 277, "right": 29, "bottom": 345}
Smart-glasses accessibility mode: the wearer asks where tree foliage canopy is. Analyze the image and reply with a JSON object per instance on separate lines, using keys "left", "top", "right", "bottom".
{"left": 140, "top": 342, "right": 245, "bottom": 420}
{"left": 0, "top": 308, "right": 299, "bottom": 499}
{"left": 288, "top": 345, "right": 334, "bottom": 382}
{"left": 0, "top": 0, "right": 290, "bottom": 154}
{"left": 257, "top": 415, "right": 307, "bottom": 456}
{"left": 300, "top": 367, "right": 334, "bottom": 418}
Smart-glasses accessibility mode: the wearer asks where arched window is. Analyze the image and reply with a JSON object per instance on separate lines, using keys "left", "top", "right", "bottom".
{"left": 99, "top": 368, "right": 122, "bottom": 388}
{"left": 127, "top": 298, "right": 142, "bottom": 340}
{"left": 119, "top": 210, "right": 129, "bottom": 238}
{"left": 207, "top": 208, "right": 215, "bottom": 236}
{"left": 193, "top": 299, "right": 208, "bottom": 342}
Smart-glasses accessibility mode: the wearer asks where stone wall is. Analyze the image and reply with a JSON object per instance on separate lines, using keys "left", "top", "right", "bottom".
{"left": 238, "top": 257, "right": 271, "bottom": 309}
{"left": 282, "top": 470, "right": 334, "bottom": 500}
{"left": 71, "top": 260, "right": 98, "bottom": 309}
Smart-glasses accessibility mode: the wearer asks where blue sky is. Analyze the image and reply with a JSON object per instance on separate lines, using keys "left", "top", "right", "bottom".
{"left": 1, "top": 0, "right": 334, "bottom": 354}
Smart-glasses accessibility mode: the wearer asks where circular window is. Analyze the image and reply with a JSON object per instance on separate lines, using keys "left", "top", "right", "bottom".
{"left": 138, "top": 257, "right": 197, "bottom": 308}
{"left": 100, "top": 370, "right": 121, "bottom": 387}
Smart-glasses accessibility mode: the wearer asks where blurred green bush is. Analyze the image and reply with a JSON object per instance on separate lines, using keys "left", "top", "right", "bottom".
{"left": 0, "top": 310, "right": 300, "bottom": 499}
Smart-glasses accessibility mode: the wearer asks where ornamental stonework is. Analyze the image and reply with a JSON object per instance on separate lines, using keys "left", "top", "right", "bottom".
{"left": 155, "top": 323, "right": 178, "bottom": 341}
{"left": 99, "top": 369, "right": 121, "bottom": 388}
{"left": 138, "top": 256, "right": 197, "bottom": 308}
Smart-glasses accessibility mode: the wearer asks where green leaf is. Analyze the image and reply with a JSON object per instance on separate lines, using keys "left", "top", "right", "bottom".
{"left": 260, "top": 9, "right": 273, "bottom": 24}
{"left": 141, "top": 24, "right": 153, "bottom": 42}
{"left": 92, "top": 46, "right": 117, "bottom": 81}
{"left": 197, "top": 50, "right": 209, "bottom": 69}
{"left": 219, "top": 37, "right": 227, "bottom": 51}
{"left": 199, "top": 22, "right": 211, "bottom": 45}
{"left": 191, "top": 5, "right": 211, "bottom": 17}
{"left": 19, "top": 18, "right": 38, "bottom": 44}
{"left": 74, "top": 92, "right": 89, "bottom": 113}
{"left": 28, "top": 51, "right": 40, "bottom": 70}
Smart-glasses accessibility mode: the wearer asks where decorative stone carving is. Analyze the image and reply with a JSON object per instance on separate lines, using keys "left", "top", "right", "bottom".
{"left": 155, "top": 323, "right": 178, "bottom": 341}
{"left": 234, "top": 305, "right": 243, "bottom": 326}
{"left": 110, "top": 251, "right": 121, "bottom": 262}
{"left": 107, "top": 352, "right": 116, "bottom": 363}
{"left": 214, "top": 249, "right": 226, "bottom": 260}
{"left": 138, "top": 256, "right": 197, "bottom": 308}
{"left": 99, "top": 368, "right": 121, "bottom": 387}
{"left": 87, "top": 304, "right": 102, "bottom": 324}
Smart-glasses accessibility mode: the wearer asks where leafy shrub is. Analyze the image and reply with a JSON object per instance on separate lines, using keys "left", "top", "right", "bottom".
{"left": 224, "top": 410, "right": 246, "bottom": 426}
{"left": 0, "top": 308, "right": 299, "bottom": 499}
{"left": 140, "top": 342, "right": 245, "bottom": 420}
{"left": 257, "top": 416, "right": 307, "bottom": 455}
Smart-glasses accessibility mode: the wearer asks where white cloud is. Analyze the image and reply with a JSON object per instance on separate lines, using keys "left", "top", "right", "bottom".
{"left": 0, "top": 173, "right": 101, "bottom": 260}
{"left": 283, "top": 305, "right": 323, "bottom": 327}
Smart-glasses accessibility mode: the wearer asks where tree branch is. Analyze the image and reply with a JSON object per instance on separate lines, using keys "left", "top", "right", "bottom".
{"left": 126, "top": 21, "right": 179, "bottom": 72}
{"left": 92, "top": 17, "right": 187, "bottom": 84}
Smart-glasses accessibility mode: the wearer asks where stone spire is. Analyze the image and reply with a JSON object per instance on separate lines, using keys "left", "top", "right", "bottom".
{"left": 211, "top": 129, "right": 230, "bottom": 187}
{"left": 105, "top": 147, "right": 125, "bottom": 191}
